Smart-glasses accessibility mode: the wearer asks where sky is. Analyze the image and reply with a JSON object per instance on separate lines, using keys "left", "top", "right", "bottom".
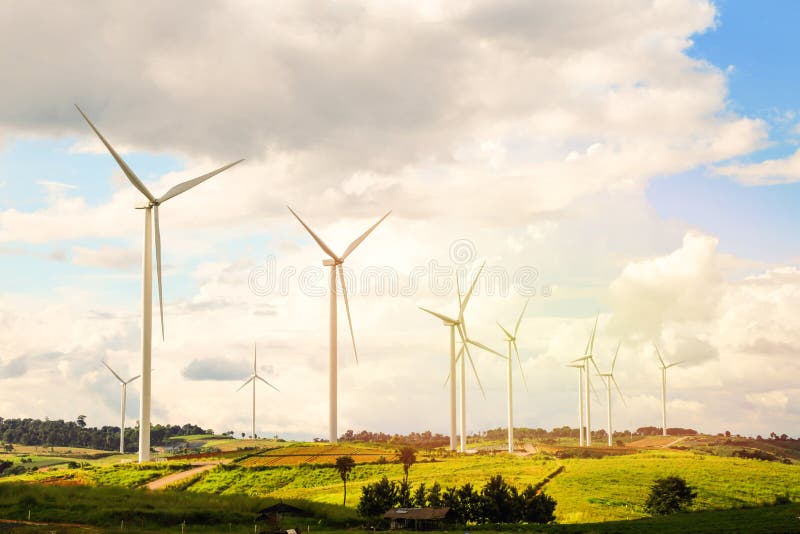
{"left": 0, "top": 0, "right": 798, "bottom": 441}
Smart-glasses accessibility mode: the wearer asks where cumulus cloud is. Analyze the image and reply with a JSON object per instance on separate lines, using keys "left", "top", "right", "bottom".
{"left": 72, "top": 246, "right": 140, "bottom": 270}
{"left": 714, "top": 148, "right": 800, "bottom": 185}
{"left": 609, "top": 232, "right": 723, "bottom": 339}
{"left": 745, "top": 390, "right": 789, "bottom": 411}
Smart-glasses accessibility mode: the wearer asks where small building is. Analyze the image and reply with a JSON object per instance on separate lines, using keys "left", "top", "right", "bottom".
{"left": 383, "top": 507, "right": 454, "bottom": 531}
{"left": 257, "top": 502, "right": 309, "bottom": 522}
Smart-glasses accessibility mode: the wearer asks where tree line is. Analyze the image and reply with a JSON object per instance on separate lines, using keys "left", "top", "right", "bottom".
{"left": 357, "top": 474, "right": 556, "bottom": 526}
{"left": 0, "top": 417, "right": 211, "bottom": 451}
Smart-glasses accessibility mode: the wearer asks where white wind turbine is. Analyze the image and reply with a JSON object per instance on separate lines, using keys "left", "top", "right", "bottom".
{"left": 571, "top": 316, "right": 601, "bottom": 447}
{"left": 597, "top": 341, "right": 626, "bottom": 447}
{"left": 77, "top": 106, "right": 243, "bottom": 462}
{"left": 496, "top": 300, "right": 529, "bottom": 453}
{"left": 420, "top": 262, "right": 506, "bottom": 453}
{"left": 101, "top": 361, "right": 140, "bottom": 454}
{"left": 237, "top": 343, "right": 279, "bottom": 440}
{"left": 654, "top": 344, "right": 683, "bottom": 437}
{"left": 287, "top": 207, "right": 391, "bottom": 443}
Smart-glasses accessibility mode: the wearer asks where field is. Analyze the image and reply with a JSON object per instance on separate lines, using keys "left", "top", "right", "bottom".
{"left": 238, "top": 442, "right": 398, "bottom": 467}
{"left": 1, "top": 437, "right": 798, "bottom": 531}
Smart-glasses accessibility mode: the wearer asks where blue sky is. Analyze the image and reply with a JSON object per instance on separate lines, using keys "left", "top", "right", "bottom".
{"left": 645, "top": 0, "right": 800, "bottom": 263}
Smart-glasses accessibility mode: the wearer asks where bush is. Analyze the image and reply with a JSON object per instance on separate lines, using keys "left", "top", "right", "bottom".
{"left": 644, "top": 476, "right": 697, "bottom": 515}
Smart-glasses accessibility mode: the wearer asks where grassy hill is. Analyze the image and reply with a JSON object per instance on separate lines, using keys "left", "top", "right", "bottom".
{"left": 1, "top": 436, "right": 798, "bottom": 531}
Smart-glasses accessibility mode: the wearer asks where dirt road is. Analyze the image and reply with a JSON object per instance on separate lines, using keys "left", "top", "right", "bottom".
{"left": 144, "top": 462, "right": 217, "bottom": 490}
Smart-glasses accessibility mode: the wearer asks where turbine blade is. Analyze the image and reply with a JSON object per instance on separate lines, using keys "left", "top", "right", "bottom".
{"left": 338, "top": 264, "right": 358, "bottom": 364}
{"left": 467, "top": 338, "right": 506, "bottom": 359}
{"left": 101, "top": 361, "right": 124, "bottom": 383}
{"left": 418, "top": 306, "right": 457, "bottom": 324}
{"left": 237, "top": 376, "right": 254, "bottom": 392}
{"left": 256, "top": 375, "right": 280, "bottom": 392}
{"left": 653, "top": 344, "right": 666, "bottom": 368}
{"left": 588, "top": 374, "right": 601, "bottom": 402}
{"left": 497, "top": 322, "right": 513, "bottom": 340}
{"left": 666, "top": 360, "right": 684, "bottom": 369}
{"left": 465, "top": 344, "right": 486, "bottom": 400}
{"left": 460, "top": 261, "right": 485, "bottom": 312}
{"left": 157, "top": 160, "right": 244, "bottom": 203}
{"left": 455, "top": 274, "right": 463, "bottom": 309}
{"left": 253, "top": 343, "right": 257, "bottom": 373}
{"left": 513, "top": 299, "right": 529, "bottom": 338}
{"left": 590, "top": 356, "right": 602, "bottom": 376}
{"left": 584, "top": 314, "right": 599, "bottom": 355}
{"left": 287, "top": 206, "right": 338, "bottom": 260}
{"left": 513, "top": 340, "right": 528, "bottom": 391}
{"left": 75, "top": 105, "right": 155, "bottom": 202}
{"left": 570, "top": 355, "right": 591, "bottom": 363}
{"left": 154, "top": 205, "right": 165, "bottom": 340}
{"left": 126, "top": 375, "right": 141, "bottom": 384}
{"left": 612, "top": 376, "right": 626, "bottom": 406}
{"left": 611, "top": 340, "right": 622, "bottom": 372}
{"left": 340, "top": 211, "right": 391, "bottom": 261}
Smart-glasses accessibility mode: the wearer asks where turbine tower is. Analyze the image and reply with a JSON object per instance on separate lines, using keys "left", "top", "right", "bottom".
{"left": 571, "top": 316, "right": 600, "bottom": 446}
{"left": 101, "top": 361, "right": 140, "bottom": 454}
{"left": 420, "top": 262, "right": 505, "bottom": 452}
{"left": 77, "top": 106, "right": 243, "bottom": 462}
{"left": 288, "top": 207, "right": 390, "bottom": 443}
{"left": 497, "top": 300, "right": 529, "bottom": 453}
{"left": 237, "top": 343, "right": 279, "bottom": 440}
{"left": 566, "top": 363, "right": 585, "bottom": 446}
{"left": 654, "top": 344, "right": 683, "bottom": 437}
{"left": 597, "top": 341, "right": 626, "bottom": 446}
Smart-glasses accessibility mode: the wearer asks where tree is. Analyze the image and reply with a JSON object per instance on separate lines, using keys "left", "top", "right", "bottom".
{"left": 427, "top": 481, "right": 443, "bottom": 507}
{"left": 414, "top": 482, "right": 427, "bottom": 507}
{"left": 398, "top": 446, "right": 417, "bottom": 484}
{"left": 480, "top": 475, "right": 519, "bottom": 523}
{"left": 456, "top": 482, "right": 481, "bottom": 524}
{"left": 519, "top": 485, "right": 556, "bottom": 524}
{"left": 644, "top": 476, "right": 697, "bottom": 515}
{"left": 335, "top": 455, "right": 356, "bottom": 506}
{"left": 76, "top": 415, "right": 86, "bottom": 428}
{"left": 398, "top": 480, "right": 413, "bottom": 507}
{"left": 358, "top": 476, "right": 399, "bottom": 520}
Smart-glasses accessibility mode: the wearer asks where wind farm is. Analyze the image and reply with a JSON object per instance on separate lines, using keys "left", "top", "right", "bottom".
{"left": 1, "top": 1, "right": 799, "bottom": 532}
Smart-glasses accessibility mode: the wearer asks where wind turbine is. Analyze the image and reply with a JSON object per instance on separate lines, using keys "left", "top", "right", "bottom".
{"left": 101, "top": 361, "right": 140, "bottom": 454}
{"left": 77, "top": 106, "right": 243, "bottom": 462}
{"left": 597, "top": 341, "right": 626, "bottom": 446}
{"left": 497, "top": 300, "right": 529, "bottom": 453}
{"left": 420, "top": 262, "right": 505, "bottom": 453}
{"left": 571, "top": 316, "right": 601, "bottom": 446}
{"left": 287, "top": 207, "right": 391, "bottom": 443}
{"left": 654, "top": 344, "right": 683, "bottom": 437}
{"left": 237, "top": 343, "right": 279, "bottom": 440}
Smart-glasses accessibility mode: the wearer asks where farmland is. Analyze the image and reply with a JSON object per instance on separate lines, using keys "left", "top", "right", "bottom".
{"left": 0, "top": 436, "right": 798, "bottom": 531}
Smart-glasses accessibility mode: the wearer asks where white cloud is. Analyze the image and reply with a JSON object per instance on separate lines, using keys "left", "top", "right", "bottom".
{"left": 714, "top": 149, "right": 800, "bottom": 185}
{"left": 745, "top": 390, "right": 789, "bottom": 411}
{"left": 72, "top": 246, "right": 140, "bottom": 270}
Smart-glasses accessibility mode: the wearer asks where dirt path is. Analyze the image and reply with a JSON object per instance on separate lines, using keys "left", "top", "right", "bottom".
{"left": 661, "top": 436, "right": 689, "bottom": 448}
{"left": 144, "top": 462, "right": 217, "bottom": 490}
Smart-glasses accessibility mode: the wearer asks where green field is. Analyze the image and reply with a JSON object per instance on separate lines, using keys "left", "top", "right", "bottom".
{"left": 1, "top": 437, "right": 798, "bottom": 532}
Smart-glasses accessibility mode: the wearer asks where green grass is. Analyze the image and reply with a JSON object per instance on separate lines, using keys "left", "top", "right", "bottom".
{"left": 0, "top": 482, "right": 797, "bottom": 533}
{"left": 545, "top": 449, "right": 800, "bottom": 523}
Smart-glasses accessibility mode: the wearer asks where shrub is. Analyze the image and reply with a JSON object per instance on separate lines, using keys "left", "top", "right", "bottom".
{"left": 519, "top": 484, "right": 556, "bottom": 524}
{"left": 644, "top": 475, "right": 697, "bottom": 515}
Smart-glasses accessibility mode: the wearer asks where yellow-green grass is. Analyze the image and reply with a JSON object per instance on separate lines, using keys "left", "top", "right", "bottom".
{"left": 188, "top": 454, "right": 559, "bottom": 506}
{"left": 0, "top": 462, "right": 193, "bottom": 488}
{"left": 546, "top": 449, "right": 800, "bottom": 523}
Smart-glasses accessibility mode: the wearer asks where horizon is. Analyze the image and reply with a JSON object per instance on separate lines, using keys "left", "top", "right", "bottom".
{"left": 1, "top": 1, "right": 799, "bottom": 443}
